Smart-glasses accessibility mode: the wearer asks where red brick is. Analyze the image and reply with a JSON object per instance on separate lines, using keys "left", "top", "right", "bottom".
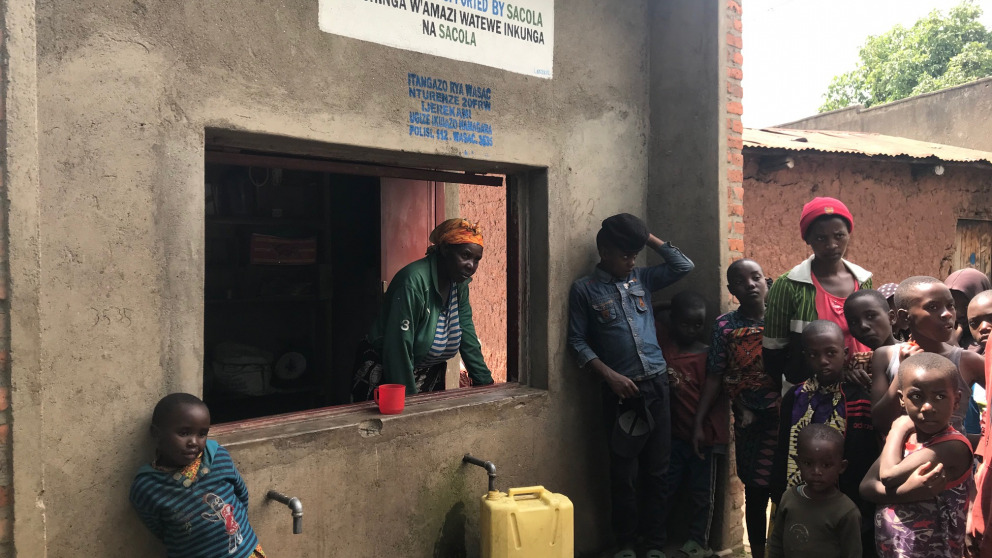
{"left": 0, "top": 516, "right": 11, "bottom": 543}
{"left": 727, "top": 0, "right": 742, "bottom": 14}
{"left": 728, "top": 169, "right": 744, "bottom": 183}
{"left": 0, "top": 425, "right": 10, "bottom": 444}
{"left": 729, "top": 203, "right": 744, "bottom": 216}
{"left": 726, "top": 33, "right": 743, "bottom": 49}
{"left": 732, "top": 119, "right": 744, "bottom": 133}
{"left": 734, "top": 18, "right": 742, "bottom": 32}
{"left": 0, "top": 485, "right": 11, "bottom": 508}
{"left": 728, "top": 67, "right": 743, "bottom": 80}
{"left": 728, "top": 136, "right": 743, "bottom": 150}
{"left": 728, "top": 153, "right": 743, "bottom": 167}
{"left": 733, "top": 186, "right": 745, "bottom": 200}
{"left": 0, "top": 390, "right": 8, "bottom": 413}
{"left": 727, "top": 82, "right": 744, "bottom": 98}
{"left": 734, "top": 221, "right": 746, "bottom": 235}
{"left": 727, "top": 102, "right": 743, "bottom": 115}
{"left": 733, "top": 52, "right": 744, "bottom": 65}
{"left": 728, "top": 238, "right": 744, "bottom": 252}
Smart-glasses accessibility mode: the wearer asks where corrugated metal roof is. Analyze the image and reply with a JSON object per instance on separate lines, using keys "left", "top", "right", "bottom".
{"left": 743, "top": 127, "right": 992, "bottom": 165}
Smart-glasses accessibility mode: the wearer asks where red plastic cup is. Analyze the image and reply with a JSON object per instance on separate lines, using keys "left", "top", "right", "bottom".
{"left": 374, "top": 384, "right": 406, "bottom": 415}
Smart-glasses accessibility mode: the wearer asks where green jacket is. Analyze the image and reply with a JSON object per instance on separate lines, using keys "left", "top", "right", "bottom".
{"left": 368, "top": 252, "right": 493, "bottom": 394}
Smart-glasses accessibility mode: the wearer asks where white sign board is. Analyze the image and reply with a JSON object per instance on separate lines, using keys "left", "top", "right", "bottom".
{"left": 319, "top": 0, "right": 554, "bottom": 78}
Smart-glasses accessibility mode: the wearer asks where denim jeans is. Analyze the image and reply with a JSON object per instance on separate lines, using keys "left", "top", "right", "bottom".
{"left": 602, "top": 373, "right": 672, "bottom": 549}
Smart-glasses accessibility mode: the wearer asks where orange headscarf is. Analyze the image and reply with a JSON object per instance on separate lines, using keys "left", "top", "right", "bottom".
{"left": 428, "top": 218, "right": 484, "bottom": 253}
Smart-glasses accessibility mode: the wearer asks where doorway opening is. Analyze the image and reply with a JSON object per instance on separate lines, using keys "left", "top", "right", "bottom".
{"left": 203, "top": 150, "right": 509, "bottom": 423}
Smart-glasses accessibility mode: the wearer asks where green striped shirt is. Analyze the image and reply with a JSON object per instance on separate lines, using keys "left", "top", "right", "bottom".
{"left": 763, "top": 256, "right": 872, "bottom": 350}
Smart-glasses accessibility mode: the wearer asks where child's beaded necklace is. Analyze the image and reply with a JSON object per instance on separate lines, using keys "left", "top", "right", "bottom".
{"left": 152, "top": 452, "right": 209, "bottom": 488}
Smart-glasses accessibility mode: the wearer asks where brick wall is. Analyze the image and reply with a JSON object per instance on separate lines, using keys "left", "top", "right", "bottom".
{"left": 726, "top": 0, "right": 745, "bottom": 308}
{"left": 721, "top": 0, "right": 748, "bottom": 552}
{"left": 0, "top": 15, "right": 12, "bottom": 556}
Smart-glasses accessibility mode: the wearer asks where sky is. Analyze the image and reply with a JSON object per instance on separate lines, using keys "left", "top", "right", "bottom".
{"left": 742, "top": 0, "right": 992, "bottom": 128}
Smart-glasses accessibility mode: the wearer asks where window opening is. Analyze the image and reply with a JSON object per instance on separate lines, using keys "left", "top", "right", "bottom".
{"left": 204, "top": 150, "right": 509, "bottom": 423}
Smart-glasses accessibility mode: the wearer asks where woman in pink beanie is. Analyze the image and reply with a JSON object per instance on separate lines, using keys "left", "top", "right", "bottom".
{"left": 762, "top": 197, "right": 873, "bottom": 386}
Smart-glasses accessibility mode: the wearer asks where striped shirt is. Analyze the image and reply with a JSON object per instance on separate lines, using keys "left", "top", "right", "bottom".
{"left": 763, "top": 256, "right": 872, "bottom": 350}
{"left": 130, "top": 440, "right": 260, "bottom": 558}
{"left": 416, "top": 285, "right": 462, "bottom": 367}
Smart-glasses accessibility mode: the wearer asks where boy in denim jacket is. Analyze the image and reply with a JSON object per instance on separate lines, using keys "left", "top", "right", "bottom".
{"left": 567, "top": 213, "right": 694, "bottom": 558}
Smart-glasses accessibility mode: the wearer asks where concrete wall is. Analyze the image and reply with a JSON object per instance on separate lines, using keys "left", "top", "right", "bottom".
{"left": 0, "top": 0, "right": 733, "bottom": 557}
{"left": 649, "top": 0, "right": 730, "bottom": 317}
{"left": 781, "top": 77, "right": 992, "bottom": 152}
{"left": 743, "top": 153, "right": 992, "bottom": 284}
{"left": 650, "top": 0, "right": 745, "bottom": 548}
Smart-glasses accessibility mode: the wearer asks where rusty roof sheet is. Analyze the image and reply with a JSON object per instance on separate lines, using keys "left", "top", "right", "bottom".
{"left": 743, "top": 127, "right": 992, "bottom": 165}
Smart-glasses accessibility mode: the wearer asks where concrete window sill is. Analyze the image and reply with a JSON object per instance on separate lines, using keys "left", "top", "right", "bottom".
{"left": 212, "top": 383, "right": 547, "bottom": 447}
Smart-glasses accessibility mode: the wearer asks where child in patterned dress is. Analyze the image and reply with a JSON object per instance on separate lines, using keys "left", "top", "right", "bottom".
{"left": 860, "top": 353, "right": 973, "bottom": 557}
{"left": 130, "top": 393, "right": 266, "bottom": 558}
{"left": 694, "top": 258, "right": 777, "bottom": 558}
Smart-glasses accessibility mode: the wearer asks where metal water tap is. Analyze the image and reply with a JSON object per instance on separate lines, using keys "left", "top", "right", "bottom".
{"left": 266, "top": 490, "right": 303, "bottom": 534}
{"left": 463, "top": 454, "right": 498, "bottom": 492}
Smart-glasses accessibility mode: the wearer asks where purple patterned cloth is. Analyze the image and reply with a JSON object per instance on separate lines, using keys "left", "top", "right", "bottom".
{"left": 874, "top": 427, "right": 973, "bottom": 557}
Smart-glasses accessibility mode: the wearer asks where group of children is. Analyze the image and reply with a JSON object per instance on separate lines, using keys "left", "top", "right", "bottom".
{"left": 129, "top": 208, "right": 992, "bottom": 558}
{"left": 567, "top": 211, "right": 992, "bottom": 558}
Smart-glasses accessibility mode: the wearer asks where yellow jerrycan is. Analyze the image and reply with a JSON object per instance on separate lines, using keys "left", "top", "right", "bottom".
{"left": 480, "top": 486, "right": 574, "bottom": 558}
{"left": 464, "top": 454, "right": 574, "bottom": 557}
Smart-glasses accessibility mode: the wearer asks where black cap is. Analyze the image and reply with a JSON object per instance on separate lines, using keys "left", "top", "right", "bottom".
{"left": 599, "top": 213, "right": 649, "bottom": 252}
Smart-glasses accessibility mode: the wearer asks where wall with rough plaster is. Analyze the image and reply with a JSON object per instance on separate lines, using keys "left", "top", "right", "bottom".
{"left": 743, "top": 154, "right": 992, "bottom": 284}
{"left": 1, "top": 0, "right": 734, "bottom": 556}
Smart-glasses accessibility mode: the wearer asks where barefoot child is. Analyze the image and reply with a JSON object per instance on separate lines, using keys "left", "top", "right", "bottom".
{"left": 768, "top": 424, "right": 862, "bottom": 558}
{"left": 774, "top": 320, "right": 878, "bottom": 556}
{"left": 862, "top": 353, "right": 973, "bottom": 557}
{"left": 873, "top": 277, "right": 985, "bottom": 438}
{"left": 694, "top": 258, "right": 779, "bottom": 558}
{"left": 130, "top": 393, "right": 265, "bottom": 558}
{"left": 658, "top": 290, "right": 728, "bottom": 557}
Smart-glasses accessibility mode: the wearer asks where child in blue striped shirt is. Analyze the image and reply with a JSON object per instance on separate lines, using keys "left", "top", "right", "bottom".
{"left": 130, "top": 393, "right": 265, "bottom": 558}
